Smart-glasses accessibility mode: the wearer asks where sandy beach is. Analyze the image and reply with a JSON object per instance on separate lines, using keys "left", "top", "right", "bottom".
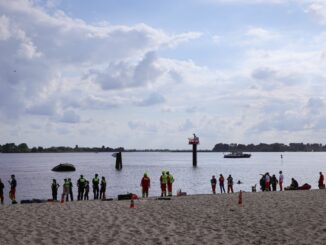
{"left": 0, "top": 190, "right": 326, "bottom": 245}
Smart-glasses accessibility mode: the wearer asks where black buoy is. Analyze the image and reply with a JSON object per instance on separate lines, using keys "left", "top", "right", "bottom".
{"left": 188, "top": 134, "right": 199, "bottom": 167}
{"left": 115, "top": 152, "right": 122, "bottom": 170}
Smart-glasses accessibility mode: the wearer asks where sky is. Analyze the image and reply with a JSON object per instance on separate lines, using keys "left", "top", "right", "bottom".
{"left": 1, "top": 0, "right": 326, "bottom": 149}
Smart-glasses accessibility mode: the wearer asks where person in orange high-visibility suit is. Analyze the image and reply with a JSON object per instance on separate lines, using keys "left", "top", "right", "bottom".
{"left": 140, "top": 173, "right": 150, "bottom": 198}
{"left": 166, "top": 171, "right": 174, "bottom": 196}
{"left": 160, "top": 171, "right": 167, "bottom": 197}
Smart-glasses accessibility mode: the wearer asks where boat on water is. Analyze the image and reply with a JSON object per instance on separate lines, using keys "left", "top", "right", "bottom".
{"left": 223, "top": 152, "right": 251, "bottom": 158}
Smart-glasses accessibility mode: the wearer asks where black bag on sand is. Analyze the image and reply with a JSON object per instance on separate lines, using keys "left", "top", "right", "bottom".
{"left": 118, "top": 193, "right": 132, "bottom": 200}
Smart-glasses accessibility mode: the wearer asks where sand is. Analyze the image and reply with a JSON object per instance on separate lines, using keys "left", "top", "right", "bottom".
{"left": 0, "top": 190, "right": 326, "bottom": 245}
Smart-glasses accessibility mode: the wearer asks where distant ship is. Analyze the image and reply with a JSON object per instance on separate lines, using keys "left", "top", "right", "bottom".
{"left": 223, "top": 152, "right": 251, "bottom": 158}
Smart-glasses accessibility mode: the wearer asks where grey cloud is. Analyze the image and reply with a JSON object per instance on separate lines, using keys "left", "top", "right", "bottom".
{"left": 135, "top": 92, "right": 165, "bottom": 107}
{"left": 179, "top": 119, "right": 194, "bottom": 131}
{"left": 128, "top": 120, "right": 158, "bottom": 133}
{"left": 94, "top": 51, "right": 163, "bottom": 90}
{"left": 56, "top": 110, "right": 81, "bottom": 124}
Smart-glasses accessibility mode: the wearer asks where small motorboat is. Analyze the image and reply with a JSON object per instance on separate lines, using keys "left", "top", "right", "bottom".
{"left": 51, "top": 163, "right": 76, "bottom": 172}
{"left": 223, "top": 152, "right": 251, "bottom": 158}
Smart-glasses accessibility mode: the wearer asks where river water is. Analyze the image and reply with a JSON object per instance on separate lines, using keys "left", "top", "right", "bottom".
{"left": 0, "top": 152, "right": 325, "bottom": 204}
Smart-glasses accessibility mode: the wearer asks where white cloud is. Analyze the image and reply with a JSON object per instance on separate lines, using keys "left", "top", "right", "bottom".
{"left": 246, "top": 27, "right": 279, "bottom": 41}
{"left": 306, "top": 1, "right": 326, "bottom": 24}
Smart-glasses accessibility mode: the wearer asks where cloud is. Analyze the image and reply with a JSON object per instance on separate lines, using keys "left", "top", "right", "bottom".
{"left": 135, "top": 92, "right": 165, "bottom": 107}
{"left": 0, "top": 0, "right": 201, "bottom": 123}
{"left": 245, "top": 27, "right": 279, "bottom": 42}
{"left": 56, "top": 110, "right": 81, "bottom": 124}
{"left": 306, "top": 1, "right": 326, "bottom": 24}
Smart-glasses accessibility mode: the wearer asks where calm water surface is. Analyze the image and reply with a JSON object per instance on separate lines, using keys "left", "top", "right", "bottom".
{"left": 0, "top": 152, "right": 325, "bottom": 204}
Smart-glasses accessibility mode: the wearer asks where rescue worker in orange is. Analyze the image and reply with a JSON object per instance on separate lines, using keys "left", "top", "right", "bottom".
{"left": 140, "top": 173, "right": 150, "bottom": 198}
{"left": 166, "top": 171, "right": 174, "bottom": 196}
{"left": 160, "top": 171, "right": 167, "bottom": 197}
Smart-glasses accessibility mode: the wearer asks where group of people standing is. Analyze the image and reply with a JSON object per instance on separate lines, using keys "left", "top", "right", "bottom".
{"left": 139, "top": 171, "right": 175, "bottom": 198}
{"left": 210, "top": 174, "right": 234, "bottom": 194}
{"left": 51, "top": 174, "right": 107, "bottom": 202}
{"left": 260, "top": 171, "right": 284, "bottom": 191}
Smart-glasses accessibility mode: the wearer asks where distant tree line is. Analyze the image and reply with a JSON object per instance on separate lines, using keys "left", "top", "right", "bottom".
{"left": 2, "top": 142, "right": 326, "bottom": 153}
{"left": 212, "top": 143, "right": 326, "bottom": 152}
{"left": 0, "top": 143, "right": 124, "bottom": 153}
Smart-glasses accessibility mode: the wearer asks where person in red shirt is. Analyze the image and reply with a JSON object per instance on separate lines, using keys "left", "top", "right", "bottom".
{"left": 219, "top": 174, "right": 226, "bottom": 193}
{"left": 140, "top": 173, "right": 151, "bottom": 198}
{"left": 318, "top": 172, "right": 324, "bottom": 189}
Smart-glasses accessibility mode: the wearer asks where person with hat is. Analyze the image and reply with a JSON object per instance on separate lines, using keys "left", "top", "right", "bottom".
{"left": 140, "top": 173, "right": 151, "bottom": 198}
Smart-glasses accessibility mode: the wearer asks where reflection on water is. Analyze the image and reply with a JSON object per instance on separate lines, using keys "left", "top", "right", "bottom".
{"left": 0, "top": 152, "right": 325, "bottom": 204}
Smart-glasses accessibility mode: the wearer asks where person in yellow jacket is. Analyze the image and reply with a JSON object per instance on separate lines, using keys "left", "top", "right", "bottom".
{"left": 166, "top": 171, "right": 174, "bottom": 196}
{"left": 160, "top": 171, "right": 167, "bottom": 197}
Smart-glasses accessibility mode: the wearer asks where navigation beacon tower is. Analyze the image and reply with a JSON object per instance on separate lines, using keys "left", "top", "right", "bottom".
{"left": 188, "top": 133, "right": 199, "bottom": 167}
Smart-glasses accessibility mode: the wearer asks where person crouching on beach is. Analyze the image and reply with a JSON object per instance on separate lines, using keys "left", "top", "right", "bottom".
{"left": 0, "top": 179, "right": 4, "bottom": 204}
{"left": 211, "top": 175, "right": 217, "bottom": 194}
{"left": 318, "top": 172, "right": 324, "bottom": 189}
{"left": 166, "top": 171, "right": 174, "bottom": 196}
{"left": 160, "top": 171, "right": 167, "bottom": 197}
{"left": 100, "top": 176, "right": 106, "bottom": 200}
{"left": 140, "top": 173, "right": 150, "bottom": 198}
{"left": 227, "top": 175, "right": 234, "bottom": 193}
{"left": 51, "top": 179, "right": 60, "bottom": 201}
{"left": 219, "top": 174, "right": 226, "bottom": 193}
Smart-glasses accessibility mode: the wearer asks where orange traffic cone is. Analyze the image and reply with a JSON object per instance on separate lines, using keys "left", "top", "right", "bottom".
{"left": 238, "top": 190, "right": 243, "bottom": 206}
{"left": 130, "top": 198, "right": 135, "bottom": 208}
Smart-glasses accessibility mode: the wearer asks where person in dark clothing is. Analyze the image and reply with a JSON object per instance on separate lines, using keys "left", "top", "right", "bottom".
{"left": 260, "top": 174, "right": 266, "bottom": 191}
{"left": 84, "top": 181, "right": 89, "bottom": 200}
{"left": 219, "top": 174, "right": 226, "bottom": 193}
{"left": 0, "top": 179, "right": 4, "bottom": 204}
{"left": 8, "top": 175, "right": 17, "bottom": 204}
{"left": 290, "top": 178, "right": 299, "bottom": 190}
{"left": 100, "top": 176, "right": 106, "bottom": 200}
{"left": 318, "top": 172, "right": 325, "bottom": 189}
{"left": 77, "top": 175, "right": 86, "bottom": 200}
{"left": 51, "top": 179, "right": 60, "bottom": 201}
{"left": 68, "top": 178, "right": 73, "bottom": 201}
{"left": 211, "top": 175, "right": 217, "bottom": 194}
{"left": 227, "top": 175, "right": 234, "bottom": 193}
{"left": 271, "top": 174, "right": 278, "bottom": 191}
{"left": 92, "top": 174, "right": 100, "bottom": 200}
